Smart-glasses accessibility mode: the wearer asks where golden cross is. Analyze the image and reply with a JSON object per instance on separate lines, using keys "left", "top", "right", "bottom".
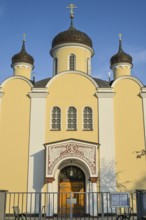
{"left": 66, "top": 3, "right": 77, "bottom": 18}
{"left": 23, "top": 33, "right": 26, "bottom": 42}
{"left": 119, "top": 33, "right": 122, "bottom": 41}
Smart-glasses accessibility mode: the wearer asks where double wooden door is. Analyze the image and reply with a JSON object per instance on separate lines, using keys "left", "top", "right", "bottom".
{"left": 59, "top": 181, "right": 85, "bottom": 216}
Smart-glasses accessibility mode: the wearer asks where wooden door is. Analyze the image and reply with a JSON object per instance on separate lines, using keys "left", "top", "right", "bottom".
{"left": 59, "top": 181, "right": 85, "bottom": 216}
{"left": 59, "top": 166, "right": 85, "bottom": 216}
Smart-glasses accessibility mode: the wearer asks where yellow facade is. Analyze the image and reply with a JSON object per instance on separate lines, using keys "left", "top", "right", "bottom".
{"left": 51, "top": 46, "right": 93, "bottom": 75}
{"left": 45, "top": 72, "right": 98, "bottom": 143}
{"left": 113, "top": 77, "right": 146, "bottom": 191}
{"left": 0, "top": 77, "right": 32, "bottom": 192}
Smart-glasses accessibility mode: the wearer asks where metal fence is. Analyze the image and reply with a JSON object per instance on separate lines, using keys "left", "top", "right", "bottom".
{"left": 3, "top": 192, "right": 137, "bottom": 220}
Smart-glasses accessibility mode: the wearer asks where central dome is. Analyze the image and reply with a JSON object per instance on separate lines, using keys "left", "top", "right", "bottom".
{"left": 51, "top": 25, "right": 93, "bottom": 49}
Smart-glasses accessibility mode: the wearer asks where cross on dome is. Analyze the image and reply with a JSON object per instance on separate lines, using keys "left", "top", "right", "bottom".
{"left": 23, "top": 33, "right": 26, "bottom": 42}
{"left": 119, "top": 33, "right": 122, "bottom": 41}
{"left": 66, "top": 3, "right": 77, "bottom": 19}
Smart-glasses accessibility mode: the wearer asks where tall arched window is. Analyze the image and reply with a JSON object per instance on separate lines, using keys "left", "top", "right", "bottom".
{"left": 83, "top": 107, "right": 93, "bottom": 130}
{"left": 69, "top": 54, "right": 76, "bottom": 70}
{"left": 54, "top": 58, "right": 58, "bottom": 75}
{"left": 51, "top": 107, "right": 61, "bottom": 130}
{"left": 87, "top": 58, "right": 91, "bottom": 75}
{"left": 68, "top": 107, "right": 77, "bottom": 130}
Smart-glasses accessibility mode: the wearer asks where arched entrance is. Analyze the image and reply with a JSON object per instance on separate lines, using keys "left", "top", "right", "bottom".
{"left": 59, "top": 165, "right": 85, "bottom": 216}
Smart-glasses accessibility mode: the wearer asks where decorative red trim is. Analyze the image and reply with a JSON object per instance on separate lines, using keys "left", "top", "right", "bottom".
{"left": 45, "top": 177, "right": 55, "bottom": 183}
{"left": 89, "top": 177, "right": 98, "bottom": 183}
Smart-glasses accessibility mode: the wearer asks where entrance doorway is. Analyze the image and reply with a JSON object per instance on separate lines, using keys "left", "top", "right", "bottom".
{"left": 59, "top": 166, "right": 85, "bottom": 216}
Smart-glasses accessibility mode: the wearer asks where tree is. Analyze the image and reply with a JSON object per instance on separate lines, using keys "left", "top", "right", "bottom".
{"left": 135, "top": 149, "right": 146, "bottom": 158}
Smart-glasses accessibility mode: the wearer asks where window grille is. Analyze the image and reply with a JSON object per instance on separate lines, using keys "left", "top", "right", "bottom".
{"left": 68, "top": 107, "right": 77, "bottom": 130}
{"left": 69, "top": 54, "right": 76, "bottom": 70}
{"left": 83, "top": 107, "right": 93, "bottom": 130}
{"left": 51, "top": 107, "right": 61, "bottom": 130}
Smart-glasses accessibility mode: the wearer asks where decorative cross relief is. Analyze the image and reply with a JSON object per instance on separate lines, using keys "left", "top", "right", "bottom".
{"left": 46, "top": 141, "right": 97, "bottom": 176}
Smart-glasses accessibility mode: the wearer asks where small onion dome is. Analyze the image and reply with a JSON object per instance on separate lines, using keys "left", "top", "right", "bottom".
{"left": 51, "top": 21, "right": 93, "bottom": 50}
{"left": 12, "top": 40, "right": 34, "bottom": 67}
{"left": 110, "top": 39, "right": 133, "bottom": 68}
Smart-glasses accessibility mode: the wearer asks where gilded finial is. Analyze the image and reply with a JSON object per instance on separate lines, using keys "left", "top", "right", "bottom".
{"left": 66, "top": 3, "right": 77, "bottom": 19}
{"left": 23, "top": 33, "right": 26, "bottom": 42}
{"left": 119, "top": 33, "right": 122, "bottom": 41}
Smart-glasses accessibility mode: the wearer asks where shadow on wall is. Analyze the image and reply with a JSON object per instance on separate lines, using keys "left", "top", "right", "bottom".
{"left": 100, "top": 159, "right": 131, "bottom": 192}
{"left": 32, "top": 149, "right": 45, "bottom": 192}
{"left": 134, "top": 175, "right": 146, "bottom": 190}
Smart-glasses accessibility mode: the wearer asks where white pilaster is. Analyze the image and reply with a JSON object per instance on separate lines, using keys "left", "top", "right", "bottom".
{"left": 140, "top": 89, "right": 146, "bottom": 149}
{"left": 47, "top": 183, "right": 54, "bottom": 216}
{"left": 28, "top": 89, "right": 48, "bottom": 192}
{"left": 96, "top": 89, "right": 116, "bottom": 192}
{"left": 91, "top": 182, "right": 98, "bottom": 216}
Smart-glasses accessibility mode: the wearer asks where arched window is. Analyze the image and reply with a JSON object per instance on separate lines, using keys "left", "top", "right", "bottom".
{"left": 54, "top": 58, "right": 58, "bottom": 75}
{"left": 83, "top": 107, "right": 93, "bottom": 130}
{"left": 87, "top": 58, "right": 91, "bottom": 75}
{"left": 51, "top": 107, "right": 61, "bottom": 130}
{"left": 69, "top": 54, "right": 76, "bottom": 70}
{"left": 59, "top": 166, "right": 85, "bottom": 181}
{"left": 67, "top": 107, "right": 77, "bottom": 130}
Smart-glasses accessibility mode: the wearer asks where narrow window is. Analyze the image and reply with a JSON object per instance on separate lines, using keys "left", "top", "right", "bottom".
{"left": 87, "top": 58, "right": 91, "bottom": 75}
{"left": 83, "top": 107, "right": 93, "bottom": 130}
{"left": 51, "top": 107, "right": 61, "bottom": 130}
{"left": 68, "top": 107, "right": 77, "bottom": 130}
{"left": 69, "top": 54, "right": 76, "bottom": 70}
{"left": 54, "top": 58, "right": 58, "bottom": 75}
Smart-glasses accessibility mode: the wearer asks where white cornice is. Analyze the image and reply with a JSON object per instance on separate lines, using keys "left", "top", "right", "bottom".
{"left": 140, "top": 92, "right": 146, "bottom": 98}
{"left": 32, "top": 88, "right": 48, "bottom": 93}
{"left": 142, "top": 88, "right": 146, "bottom": 92}
{"left": 29, "top": 92, "right": 48, "bottom": 98}
{"left": 111, "top": 63, "right": 132, "bottom": 70}
{"left": 0, "top": 92, "right": 4, "bottom": 98}
{"left": 112, "top": 75, "right": 143, "bottom": 88}
{"left": 13, "top": 62, "right": 33, "bottom": 69}
{"left": 96, "top": 88, "right": 115, "bottom": 98}
{"left": 50, "top": 43, "right": 94, "bottom": 57}
{"left": 95, "top": 92, "right": 115, "bottom": 98}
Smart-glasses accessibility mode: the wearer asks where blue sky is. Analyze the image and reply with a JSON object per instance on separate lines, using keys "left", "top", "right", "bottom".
{"left": 0, "top": 0, "right": 146, "bottom": 85}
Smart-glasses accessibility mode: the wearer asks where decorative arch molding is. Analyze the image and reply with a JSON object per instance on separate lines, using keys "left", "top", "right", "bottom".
{"left": 13, "top": 62, "right": 33, "bottom": 70}
{"left": 111, "top": 75, "right": 143, "bottom": 88}
{"left": 0, "top": 75, "right": 34, "bottom": 88}
{"left": 111, "top": 63, "right": 132, "bottom": 70}
{"left": 44, "top": 139, "right": 99, "bottom": 178}
{"left": 46, "top": 70, "right": 99, "bottom": 89}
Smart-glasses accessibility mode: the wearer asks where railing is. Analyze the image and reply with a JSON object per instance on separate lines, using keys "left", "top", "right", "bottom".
{"left": 3, "top": 192, "right": 137, "bottom": 220}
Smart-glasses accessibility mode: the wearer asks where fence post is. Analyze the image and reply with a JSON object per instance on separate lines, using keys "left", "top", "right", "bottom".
{"left": 0, "top": 190, "right": 7, "bottom": 220}
{"left": 38, "top": 192, "right": 42, "bottom": 220}
{"left": 101, "top": 192, "right": 104, "bottom": 220}
{"left": 70, "top": 192, "right": 73, "bottom": 220}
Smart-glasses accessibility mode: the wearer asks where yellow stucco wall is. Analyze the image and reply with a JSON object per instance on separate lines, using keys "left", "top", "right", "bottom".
{"left": 113, "top": 66, "right": 131, "bottom": 80}
{"left": 45, "top": 72, "right": 98, "bottom": 143}
{"left": 14, "top": 65, "right": 32, "bottom": 79}
{"left": 52, "top": 46, "right": 92, "bottom": 74}
{"left": 113, "top": 77, "right": 146, "bottom": 191}
{"left": 0, "top": 77, "right": 32, "bottom": 192}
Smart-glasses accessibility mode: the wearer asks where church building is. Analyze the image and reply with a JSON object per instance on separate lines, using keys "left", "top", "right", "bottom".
{"left": 0, "top": 4, "right": 146, "bottom": 199}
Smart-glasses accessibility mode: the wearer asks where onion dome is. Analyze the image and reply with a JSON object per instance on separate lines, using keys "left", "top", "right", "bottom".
{"left": 11, "top": 40, "right": 34, "bottom": 67}
{"left": 110, "top": 36, "right": 133, "bottom": 68}
{"left": 51, "top": 7, "right": 93, "bottom": 50}
{"left": 51, "top": 24, "right": 92, "bottom": 49}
